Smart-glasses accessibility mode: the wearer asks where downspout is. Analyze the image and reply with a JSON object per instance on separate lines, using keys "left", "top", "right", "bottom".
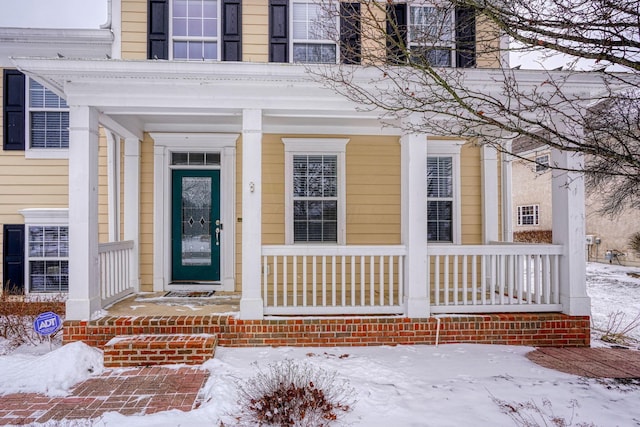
{"left": 502, "top": 141, "right": 514, "bottom": 242}
{"left": 100, "top": 0, "right": 121, "bottom": 59}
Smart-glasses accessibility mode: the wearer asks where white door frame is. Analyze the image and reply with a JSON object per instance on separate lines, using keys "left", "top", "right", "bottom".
{"left": 151, "top": 132, "right": 238, "bottom": 292}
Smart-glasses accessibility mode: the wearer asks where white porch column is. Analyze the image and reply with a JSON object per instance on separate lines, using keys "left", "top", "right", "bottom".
{"left": 66, "top": 106, "right": 101, "bottom": 320}
{"left": 124, "top": 137, "right": 141, "bottom": 291}
{"left": 239, "top": 109, "right": 264, "bottom": 319}
{"left": 551, "top": 148, "right": 590, "bottom": 316}
{"left": 401, "top": 132, "right": 429, "bottom": 317}
{"left": 481, "top": 145, "right": 499, "bottom": 243}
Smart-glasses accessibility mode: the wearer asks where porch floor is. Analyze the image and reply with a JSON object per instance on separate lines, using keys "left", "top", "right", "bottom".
{"left": 103, "top": 292, "right": 241, "bottom": 316}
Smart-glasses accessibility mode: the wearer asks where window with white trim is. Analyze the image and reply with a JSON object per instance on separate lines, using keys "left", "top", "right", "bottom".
{"left": 427, "top": 156, "right": 454, "bottom": 242}
{"left": 535, "top": 154, "right": 549, "bottom": 172}
{"left": 292, "top": 0, "right": 338, "bottom": 63}
{"left": 283, "top": 138, "right": 348, "bottom": 244}
{"left": 409, "top": 3, "right": 454, "bottom": 67}
{"left": 517, "top": 205, "right": 539, "bottom": 226}
{"left": 27, "top": 79, "right": 69, "bottom": 150}
{"left": 171, "top": 0, "right": 219, "bottom": 60}
{"left": 27, "top": 225, "right": 69, "bottom": 293}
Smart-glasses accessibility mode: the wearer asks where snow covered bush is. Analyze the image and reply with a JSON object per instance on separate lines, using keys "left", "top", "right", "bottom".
{"left": 491, "top": 395, "right": 596, "bottom": 427}
{"left": 232, "top": 358, "right": 355, "bottom": 427}
{"left": 599, "top": 310, "right": 640, "bottom": 346}
{"left": 629, "top": 232, "right": 640, "bottom": 254}
{"left": 0, "top": 287, "right": 65, "bottom": 351}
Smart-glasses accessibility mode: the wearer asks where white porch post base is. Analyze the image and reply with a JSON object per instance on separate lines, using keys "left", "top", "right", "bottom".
{"left": 239, "top": 109, "right": 264, "bottom": 320}
{"left": 551, "top": 148, "right": 591, "bottom": 316}
{"left": 401, "top": 131, "right": 429, "bottom": 318}
{"left": 66, "top": 105, "right": 101, "bottom": 320}
{"left": 66, "top": 297, "right": 102, "bottom": 320}
{"left": 239, "top": 298, "right": 264, "bottom": 319}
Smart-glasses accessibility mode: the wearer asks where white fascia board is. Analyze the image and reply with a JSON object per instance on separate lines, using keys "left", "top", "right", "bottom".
{"left": 0, "top": 28, "right": 112, "bottom": 67}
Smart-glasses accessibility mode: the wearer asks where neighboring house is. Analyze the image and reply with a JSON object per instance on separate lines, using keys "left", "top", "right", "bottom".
{"left": 510, "top": 141, "right": 640, "bottom": 267}
{"left": 0, "top": 1, "right": 609, "bottom": 348}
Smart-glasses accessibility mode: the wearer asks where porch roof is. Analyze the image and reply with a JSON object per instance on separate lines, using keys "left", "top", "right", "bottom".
{"left": 9, "top": 58, "right": 616, "bottom": 139}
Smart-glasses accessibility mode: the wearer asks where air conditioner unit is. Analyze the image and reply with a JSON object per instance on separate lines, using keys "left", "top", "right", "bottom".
{"left": 585, "top": 235, "right": 595, "bottom": 245}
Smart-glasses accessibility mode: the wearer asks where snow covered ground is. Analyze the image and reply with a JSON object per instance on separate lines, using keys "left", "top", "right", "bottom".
{"left": 0, "top": 262, "right": 639, "bottom": 426}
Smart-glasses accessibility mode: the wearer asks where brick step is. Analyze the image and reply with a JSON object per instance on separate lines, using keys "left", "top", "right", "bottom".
{"left": 103, "top": 334, "right": 217, "bottom": 368}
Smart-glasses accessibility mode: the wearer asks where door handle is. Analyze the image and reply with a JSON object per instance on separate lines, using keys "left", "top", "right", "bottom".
{"left": 215, "top": 227, "right": 220, "bottom": 246}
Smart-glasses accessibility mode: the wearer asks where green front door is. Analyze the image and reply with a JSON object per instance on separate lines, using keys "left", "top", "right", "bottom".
{"left": 172, "top": 170, "right": 221, "bottom": 282}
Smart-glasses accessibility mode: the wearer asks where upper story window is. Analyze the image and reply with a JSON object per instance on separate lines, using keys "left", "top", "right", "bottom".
{"left": 387, "top": 2, "right": 475, "bottom": 68}
{"left": 171, "top": 0, "right": 219, "bottom": 60}
{"left": 409, "top": 4, "right": 454, "bottom": 67}
{"left": 28, "top": 79, "right": 69, "bottom": 151}
{"left": 535, "top": 154, "right": 549, "bottom": 172}
{"left": 291, "top": 0, "right": 338, "bottom": 63}
{"left": 269, "top": 0, "right": 360, "bottom": 64}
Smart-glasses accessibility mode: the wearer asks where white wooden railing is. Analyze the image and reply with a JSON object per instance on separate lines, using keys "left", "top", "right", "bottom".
{"left": 428, "top": 244, "right": 563, "bottom": 313}
{"left": 99, "top": 240, "right": 135, "bottom": 307}
{"left": 262, "top": 245, "right": 406, "bottom": 315}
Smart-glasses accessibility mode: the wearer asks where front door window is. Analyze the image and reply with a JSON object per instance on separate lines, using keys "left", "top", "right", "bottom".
{"left": 172, "top": 169, "right": 220, "bottom": 281}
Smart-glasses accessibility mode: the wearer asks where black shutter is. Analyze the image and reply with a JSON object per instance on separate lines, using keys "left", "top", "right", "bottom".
{"left": 455, "top": 6, "right": 476, "bottom": 68}
{"left": 222, "top": 0, "right": 242, "bottom": 61}
{"left": 340, "top": 2, "right": 361, "bottom": 64}
{"left": 269, "top": 0, "right": 289, "bottom": 63}
{"left": 148, "top": 0, "right": 169, "bottom": 59}
{"left": 3, "top": 70, "right": 26, "bottom": 151}
{"left": 386, "top": 3, "right": 407, "bottom": 64}
{"left": 3, "top": 224, "right": 25, "bottom": 294}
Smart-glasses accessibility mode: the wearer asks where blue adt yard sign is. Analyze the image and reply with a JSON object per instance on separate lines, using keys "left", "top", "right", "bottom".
{"left": 33, "top": 311, "right": 62, "bottom": 336}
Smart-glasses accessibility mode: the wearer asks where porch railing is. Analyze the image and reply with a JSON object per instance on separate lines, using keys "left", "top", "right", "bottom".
{"left": 98, "top": 240, "right": 135, "bottom": 307}
{"left": 428, "top": 244, "right": 563, "bottom": 313}
{"left": 262, "top": 245, "right": 406, "bottom": 315}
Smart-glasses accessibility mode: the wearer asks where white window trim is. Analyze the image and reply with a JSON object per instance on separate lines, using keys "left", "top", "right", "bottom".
{"left": 283, "top": 138, "right": 349, "bottom": 245}
{"left": 25, "top": 78, "right": 69, "bottom": 159}
{"left": 169, "top": 0, "right": 222, "bottom": 61}
{"left": 407, "top": 2, "right": 456, "bottom": 67}
{"left": 290, "top": 0, "right": 340, "bottom": 64}
{"left": 517, "top": 204, "right": 540, "bottom": 226}
{"left": 151, "top": 132, "right": 238, "bottom": 291}
{"left": 19, "top": 208, "right": 69, "bottom": 294}
{"left": 426, "top": 140, "right": 461, "bottom": 244}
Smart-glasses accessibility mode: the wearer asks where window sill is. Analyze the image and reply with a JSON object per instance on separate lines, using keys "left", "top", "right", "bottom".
{"left": 25, "top": 148, "right": 69, "bottom": 160}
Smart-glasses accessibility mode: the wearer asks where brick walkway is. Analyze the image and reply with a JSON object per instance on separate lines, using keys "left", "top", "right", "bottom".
{"left": 0, "top": 366, "right": 209, "bottom": 425}
{"left": 527, "top": 348, "right": 640, "bottom": 378}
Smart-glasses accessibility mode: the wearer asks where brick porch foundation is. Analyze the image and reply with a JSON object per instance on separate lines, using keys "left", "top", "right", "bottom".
{"left": 64, "top": 313, "right": 590, "bottom": 349}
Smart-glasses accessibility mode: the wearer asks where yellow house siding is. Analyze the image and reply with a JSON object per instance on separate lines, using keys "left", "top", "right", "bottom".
{"left": 346, "top": 136, "right": 401, "bottom": 245}
{"left": 475, "top": 17, "right": 502, "bottom": 68}
{"left": 243, "top": 1, "right": 269, "bottom": 62}
{"left": 460, "top": 143, "right": 482, "bottom": 244}
{"left": 260, "top": 135, "right": 402, "bottom": 247}
{"left": 121, "top": 0, "right": 148, "bottom": 59}
{"left": 138, "top": 134, "right": 155, "bottom": 291}
{"left": 262, "top": 135, "right": 285, "bottom": 246}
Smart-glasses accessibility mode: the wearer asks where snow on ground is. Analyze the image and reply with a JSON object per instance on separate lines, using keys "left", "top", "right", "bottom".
{"left": 587, "top": 262, "right": 640, "bottom": 343}
{"left": 0, "top": 262, "right": 639, "bottom": 426}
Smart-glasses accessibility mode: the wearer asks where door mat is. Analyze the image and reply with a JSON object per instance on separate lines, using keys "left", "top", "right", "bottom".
{"left": 163, "top": 291, "right": 216, "bottom": 298}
